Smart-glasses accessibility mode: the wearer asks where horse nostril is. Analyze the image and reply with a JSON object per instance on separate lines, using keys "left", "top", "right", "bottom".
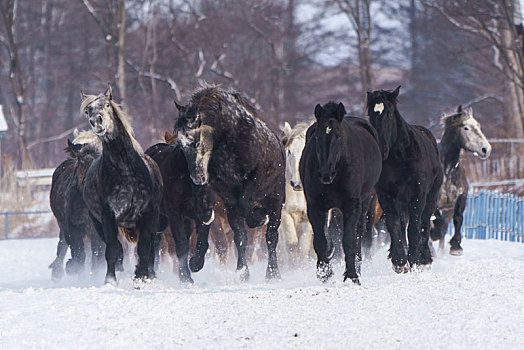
{"left": 96, "top": 114, "right": 103, "bottom": 124}
{"left": 481, "top": 147, "right": 487, "bottom": 154}
{"left": 89, "top": 118, "right": 96, "bottom": 127}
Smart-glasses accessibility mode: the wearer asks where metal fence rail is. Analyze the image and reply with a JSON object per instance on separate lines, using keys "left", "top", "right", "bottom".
{"left": 0, "top": 210, "right": 53, "bottom": 239}
{"left": 457, "top": 190, "right": 524, "bottom": 243}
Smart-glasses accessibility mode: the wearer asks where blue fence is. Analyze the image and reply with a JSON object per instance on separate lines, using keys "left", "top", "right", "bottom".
{"left": 452, "top": 190, "right": 524, "bottom": 243}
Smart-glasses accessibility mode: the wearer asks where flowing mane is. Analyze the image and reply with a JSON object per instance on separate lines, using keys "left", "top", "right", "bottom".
{"left": 441, "top": 111, "right": 469, "bottom": 128}
{"left": 80, "top": 93, "right": 143, "bottom": 154}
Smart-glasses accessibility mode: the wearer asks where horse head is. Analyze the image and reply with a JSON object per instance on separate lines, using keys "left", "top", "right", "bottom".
{"left": 81, "top": 85, "right": 115, "bottom": 137}
{"left": 313, "top": 102, "right": 346, "bottom": 185}
{"left": 281, "top": 122, "right": 307, "bottom": 191}
{"left": 174, "top": 100, "right": 214, "bottom": 185}
{"left": 366, "top": 86, "right": 401, "bottom": 159}
{"left": 442, "top": 105, "right": 491, "bottom": 159}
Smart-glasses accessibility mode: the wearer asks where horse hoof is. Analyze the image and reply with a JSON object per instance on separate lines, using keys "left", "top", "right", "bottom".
{"left": 237, "top": 266, "right": 250, "bottom": 282}
{"left": 392, "top": 261, "right": 410, "bottom": 274}
{"left": 265, "top": 266, "right": 281, "bottom": 282}
{"left": 104, "top": 276, "right": 117, "bottom": 286}
{"left": 316, "top": 261, "right": 333, "bottom": 282}
{"left": 179, "top": 271, "right": 194, "bottom": 284}
{"left": 449, "top": 246, "right": 463, "bottom": 256}
{"left": 189, "top": 256, "right": 205, "bottom": 273}
{"left": 65, "top": 260, "right": 84, "bottom": 275}
{"left": 343, "top": 273, "right": 361, "bottom": 285}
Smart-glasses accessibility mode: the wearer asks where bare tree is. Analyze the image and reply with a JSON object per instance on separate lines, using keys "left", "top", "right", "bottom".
{"left": 424, "top": 0, "right": 524, "bottom": 138}
{"left": 334, "top": 0, "right": 375, "bottom": 106}
{"left": 0, "top": 0, "right": 29, "bottom": 164}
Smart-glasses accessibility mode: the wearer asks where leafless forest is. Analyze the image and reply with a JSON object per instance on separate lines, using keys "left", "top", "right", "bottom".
{"left": 0, "top": 0, "right": 523, "bottom": 184}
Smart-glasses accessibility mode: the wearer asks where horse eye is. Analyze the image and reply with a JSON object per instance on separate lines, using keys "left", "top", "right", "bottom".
{"left": 105, "top": 103, "right": 110, "bottom": 108}
{"left": 84, "top": 110, "right": 88, "bottom": 115}
{"left": 195, "top": 141, "right": 201, "bottom": 148}
{"left": 464, "top": 126, "right": 469, "bottom": 130}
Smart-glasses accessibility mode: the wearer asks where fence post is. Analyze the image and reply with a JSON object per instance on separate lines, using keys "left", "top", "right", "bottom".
{"left": 4, "top": 212, "right": 8, "bottom": 239}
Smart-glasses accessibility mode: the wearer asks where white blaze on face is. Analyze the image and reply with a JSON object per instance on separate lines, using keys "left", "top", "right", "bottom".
{"left": 326, "top": 126, "right": 332, "bottom": 135}
{"left": 374, "top": 102, "right": 384, "bottom": 115}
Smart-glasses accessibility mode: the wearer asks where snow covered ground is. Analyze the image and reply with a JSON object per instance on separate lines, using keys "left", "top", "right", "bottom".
{"left": 0, "top": 237, "right": 523, "bottom": 349}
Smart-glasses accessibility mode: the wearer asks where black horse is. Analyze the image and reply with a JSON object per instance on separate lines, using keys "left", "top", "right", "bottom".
{"left": 49, "top": 132, "right": 105, "bottom": 280}
{"left": 175, "top": 85, "right": 285, "bottom": 281}
{"left": 430, "top": 105, "right": 491, "bottom": 255}
{"left": 145, "top": 142, "right": 215, "bottom": 283}
{"left": 81, "top": 85, "right": 163, "bottom": 283}
{"left": 367, "top": 86, "right": 443, "bottom": 272}
{"left": 299, "top": 102, "right": 382, "bottom": 284}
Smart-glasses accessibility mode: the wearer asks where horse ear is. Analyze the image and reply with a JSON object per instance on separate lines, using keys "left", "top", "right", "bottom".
{"left": 336, "top": 102, "right": 346, "bottom": 121}
{"left": 457, "top": 105, "right": 463, "bottom": 113}
{"left": 314, "top": 104, "right": 323, "bottom": 120}
{"left": 73, "top": 128, "right": 79, "bottom": 138}
{"left": 390, "top": 85, "right": 401, "bottom": 100}
{"left": 174, "top": 100, "right": 184, "bottom": 112}
{"left": 80, "top": 90, "right": 87, "bottom": 102}
{"left": 284, "top": 121, "right": 292, "bottom": 136}
{"left": 466, "top": 106, "right": 473, "bottom": 116}
{"left": 67, "top": 138, "right": 74, "bottom": 148}
{"left": 104, "top": 84, "right": 112, "bottom": 100}
{"left": 281, "top": 134, "right": 289, "bottom": 147}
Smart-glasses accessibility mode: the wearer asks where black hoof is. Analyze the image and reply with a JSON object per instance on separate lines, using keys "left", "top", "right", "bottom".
{"left": 237, "top": 266, "right": 250, "bottom": 282}
{"left": 265, "top": 266, "right": 281, "bottom": 282}
{"left": 392, "top": 261, "right": 410, "bottom": 274}
{"left": 65, "top": 259, "right": 84, "bottom": 275}
{"left": 179, "top": 269, "right": 194, "bottom": 284}
{"left": 316, "top": 261, "right": 333, "bottom": 282}
{"left": 343, "top": 271, "right": 361, "bottom": 285}
{"left": 449, "top": 244, "right": 463, "bottom": 256}
{"left": 104, "top": 275, "right": 117, "bottom": 285}
{"left": 189, "top": 256, "right": 205, "bottom": 273}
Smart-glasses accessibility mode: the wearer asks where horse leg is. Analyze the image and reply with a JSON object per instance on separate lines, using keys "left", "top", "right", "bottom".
{"left": 169, "top": 213, "right": 193, "bottom": 283}
{"left": 189, "top": 223, "right": 211, "bottom": 273}
{"left": 265, "top": 208, "right": 282, "bottom": 281}
{"left": 99, "top": 210, "right": 122, "bottom": 284}
{"left": 362, "top": 196, "right": 375, "bottom": 261}
{"left": 342, "top": 201, "right": 362, "bottom": 285}
{"left": 298, "top": 220, "right": 313, "bottom": 263}
{"left": 379, "top": 196, "right": 409, "bottom": 273}
{"left": 278, "top": 210, "right": 298, "bottom": 266}
{"left": 407, "top": 195, "right": 425, "bottom": 267}
{"left": 418, "top": 180, "right": 441, "bottom": 266}
{"left": 226, "top": 204, "right": 250, "bottom": 281}
{"left": 450, "top": 194, "right": 467, "bottom": 256}
{"left": 308, "top": 206, "right": 333, "bottom": 282}
{"left": 64, "top": 226, "right": 86, "bottom": 276}
{"left": 90, "top": 231, "right": 106, "bottom": 273}
{"left": 49, "top": 229, "right": 67, "bottom": 280}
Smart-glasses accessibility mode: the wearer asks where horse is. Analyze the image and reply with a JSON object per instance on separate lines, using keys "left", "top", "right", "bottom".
{"left": 430, "top": 105, "right": 491, "bottom": 255}
{"left": 299, "top": 102, "right": 382, "bottom": 284}
{"left": 279, "top": 121, "right": 314, "bottom": 265}
{"left": 366, "top": 86, "right": 443, "bottom": 272}
{"left": 175, "top": 85, "right": 285, "bottom": 281}
{"left": 49, "top": 130, "right": 105, "bottom": 280}
{"left": 81, "top": 85, "right": 163, "bottom": 283}
{"left": 144, "top": 141, "right": 215, "bottom": 283}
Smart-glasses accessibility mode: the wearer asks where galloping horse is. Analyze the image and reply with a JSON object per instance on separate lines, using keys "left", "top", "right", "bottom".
{"left": 49, "top": 130, "right": 105, "bottom": 280}
{"left": 145, "top": 140, "right": 214, "bottom": 283}
{"left": 367, "top": 86, "right": 443, "bottom": 272}
{"left": 81, "top": 85, "right": 163, "bottom": 283}
{"left": 430, "top": 105, "right": 491, "bottom": 255}
{"left": 280, "top": 121, "right": 314, "bottom": 265}
{"left": 175, "top": 85, "right": 285, "bottom": 281}
{"left": 300, "top": 102, "right": 382, "bottom": 284}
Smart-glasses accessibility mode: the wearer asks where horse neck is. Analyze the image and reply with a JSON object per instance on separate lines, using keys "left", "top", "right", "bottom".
{"left": 388, "top": 109, "right": 411, "bottom": 150}
{"left": 439, "top": 129, "right": 461, "bottom": 172}
{"left": 101, "top": 121, "right": 142, "bottom": 166}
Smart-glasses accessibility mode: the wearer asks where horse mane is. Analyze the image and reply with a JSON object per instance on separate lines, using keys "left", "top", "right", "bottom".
{"left": 80, "top": 93, "right": 144, "bottom": 154}
{"left": 282, "top": 122, "right": 310, "bottom": 146}
{"left": 190, "top": 83, "right": 258, "bottom": 118}
{"left": 441, "top": 111, "right": 469, "bottom": 128}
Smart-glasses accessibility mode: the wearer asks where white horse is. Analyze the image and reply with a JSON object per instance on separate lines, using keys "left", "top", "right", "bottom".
{"left": 278, "top": 122, "right": 314, "bottom": 266}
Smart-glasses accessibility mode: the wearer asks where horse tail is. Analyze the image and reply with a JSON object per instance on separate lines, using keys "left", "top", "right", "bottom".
{"left": 119, "top": 227, "right": 138, "bottom": 243}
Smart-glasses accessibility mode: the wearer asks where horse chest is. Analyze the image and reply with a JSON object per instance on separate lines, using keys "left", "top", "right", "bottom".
{"left": 107, "top": 178, "right": 151, "bottom": 222}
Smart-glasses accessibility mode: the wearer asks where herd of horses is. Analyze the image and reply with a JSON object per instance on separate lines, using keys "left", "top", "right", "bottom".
{"left": 49, "top": 83, "right": 491, "bottom": 286}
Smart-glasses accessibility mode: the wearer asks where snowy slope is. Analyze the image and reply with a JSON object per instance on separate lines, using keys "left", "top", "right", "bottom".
{"left": 0, "top": 238, "right": 523, "bottom": 349}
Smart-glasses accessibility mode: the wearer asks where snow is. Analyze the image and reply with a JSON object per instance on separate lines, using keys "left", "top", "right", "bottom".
{"left": 0, "top": 237, "right": 523, "bottom": 349}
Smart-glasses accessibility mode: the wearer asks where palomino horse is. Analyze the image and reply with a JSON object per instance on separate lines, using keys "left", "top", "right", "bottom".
{"left": 367, "top": 87, "right": 443, "bottom": 272}
{"left": 279, "top": 121, "right": 314, "bottom": 265}
{"left": 175, "top": 85, "right": 285, "bottom": 281}
{"left": 81, "top": 85, "right": 163, "bottom": 283}
{"left": 49, "top": 130, "right": 105, "bottom": 280}
{"left": 430, "top": 105, "right": 491, "bottom": 255}
{"left": 300, "top": 102, "right": 382, "bottom": 284}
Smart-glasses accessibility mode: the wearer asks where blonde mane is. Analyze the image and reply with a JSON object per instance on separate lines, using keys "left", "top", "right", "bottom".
{"left": 80, "top": 93, "right": 144, "bottom": 154}
{"left": 72, "top": 128, "right": 102, "bottom": 152}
